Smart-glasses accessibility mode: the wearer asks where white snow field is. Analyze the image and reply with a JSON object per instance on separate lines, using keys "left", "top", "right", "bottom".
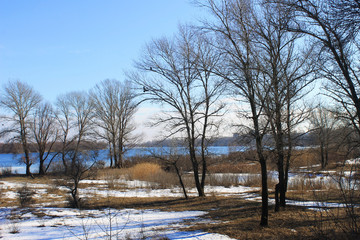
{"left": 0, "top": 207, "right": 236, "bottom": 239}
{"left": 0, "top": 160, "right": 358, "bottom": 239}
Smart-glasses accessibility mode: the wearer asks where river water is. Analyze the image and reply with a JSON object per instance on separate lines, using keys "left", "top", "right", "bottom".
{"left": 0, "top": 146, "right": 246, "bottom": 174}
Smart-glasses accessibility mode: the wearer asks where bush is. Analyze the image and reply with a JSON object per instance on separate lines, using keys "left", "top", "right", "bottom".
{"left": 17, "top": 184, "right": 35, "bottom": 208}
{"left": 0, "top": 167, "right": 13, "bottom": 176}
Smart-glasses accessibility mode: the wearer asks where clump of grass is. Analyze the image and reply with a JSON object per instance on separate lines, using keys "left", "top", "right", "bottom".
{"left": 9, "top": 222, "right": 20, "bottom": 234}
{"left": 124, "top": 163, "right": 178, "bottom": 189}
{"left": 288, "top": 174, "right": 339, "bottom": 191}
{"left": 207, "top": 174, "right": 240, "bottom": 187}
{"left": 17, "top": 184, "right": 35, "bottom": 208}
{"left": 239, "top": 174, "right": 276, "bottom": 188}
{"left": 208, "top": 161, "right": 260, "bottom": 174}
{"left": 129, "top": 162, "right": 163, "bottom": 181}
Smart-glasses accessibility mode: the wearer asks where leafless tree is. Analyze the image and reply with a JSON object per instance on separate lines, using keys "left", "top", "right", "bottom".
{"left": 0, "top": 80, "right": 42, "bottom": 176}
{"left": 59, "top": 150, "right": 99, "bottom": 209}
{"left": 274, "top": 0, "right": 360, "bottom": 137}
{"left": 254, "top": 2, "right": 316, "bottom": 211}
{"left": 31, "top": 102, "right": 59, "bottom": 175}
{"left": 130, "top": 25, "right": 225, "bottom": 197}
{"left": 53, "top": 91, "right": 98, "bottom": 208}
{"left": 149, "top": 145, "right": 189, "bottom": 199}
{"left": 54, "top": 91, "right": 95, "bottom": 174}
{"left": 90, "top": 79, "right": 138, "bottom": 168}
{"left": 54, "top": 94, "right": 73, "bottom": 173}
{"left": 198, "top": 0, "right": 271, "bottom": 225}
{"left": 309, "top": 104, "right": 339, "bottom": 169}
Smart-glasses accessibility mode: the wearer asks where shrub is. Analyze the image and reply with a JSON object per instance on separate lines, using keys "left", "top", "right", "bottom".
{"left": 0, "top": 167, "right": 12, "bottom": 176}
{"left": 17, "top": 184, "right": 35, "bottom": 208}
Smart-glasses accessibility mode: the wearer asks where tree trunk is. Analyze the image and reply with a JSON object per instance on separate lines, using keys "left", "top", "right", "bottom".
{"left": 174, "top": 163, "right": 188, "bottom": 199}
{"left": 24, "top": 146, "right": 31, "bottom": 176}
{"left": 275, "top": 183, "right": 280, "bottom": 212}
{"left": 260, "top": 158, "right": 268, "bottom": 226}
{"left": 192, "top": 155, "right": 205, "bottom": 197}
{"left": 108, "top": 142, "right": 113, "bottom": 168}
{"left": 277, "top": 154, "right": 286, "bottom": 208}
{"left": 320, "top": 143, "right": 326, "bottom": 169}
{"left": 39, "top": 157, "right": 45, "bottom": 175}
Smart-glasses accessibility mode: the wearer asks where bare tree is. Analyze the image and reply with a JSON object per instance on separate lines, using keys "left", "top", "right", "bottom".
{"left": 274, "top": 0, "right": 360, "bottom": 137}
{"left": 198, "top": 0, "right": 271, "bottom": 225}
{"left": 59, "top": 150, "right": 99, "bottom": 208}
{"left": 254, "top": 2, "right": 316, "bottom": 211}
{"left": 31, "top": 102, "right": 59, "bottom": 175}
{"left": 53, "top": 91, "right": 98, "bottom": 208}
{"left": 149, "top": 144, "right": 189, "bottom": 199}
{"left": 90, "top": 79, "right": 138, "bottom": 168}
{"left": 131, "top": 25, "right": 225, "bottom": 197}
{"left": 55, "top": 91, "right": 94, "bottom": 174}
{"left": 0, "top": 80, "right": 42, "bottom": 176}
{"left": 54, "top": 94, "right": 73, "bottom": 173}
{"left": 309, "top": 104, "right": 339, "bottom": 169}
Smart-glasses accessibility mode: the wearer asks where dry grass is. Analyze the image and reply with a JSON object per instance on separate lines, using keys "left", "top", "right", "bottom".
{"left": 97, "top": 168, "right": 127, "bottom": 179}
{"left": 0, "top": 151, "right": 358, "bottom": 239}
{"left": 208, "top": 161, "right": 260, "bottom": 174}
{"left": 287, "top": 175, "right": 338, "bottom": 191}
{"left": 239, "top": 174, "right": 277, "bottom": 189}
{"left": 98, "top": 163, "right": 181, "bottom": 189}
{"left": 290, "top": 149, "right": 320, "bottom": 168}
{"left": 128, "top": 162, "right": 164, "bottom": 181}
{"left": 0, "top": 174, "right": 358, "bottom": 239}
{"left": 84, "top": 196, "right": 359, "bottom": 240}
{"left": 207, "top": 173, "right": 241, "bottom": 187}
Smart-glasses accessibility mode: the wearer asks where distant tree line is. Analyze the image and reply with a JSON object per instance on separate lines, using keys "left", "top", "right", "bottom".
{"left": 0, "top": 80, "right": 139, "bottom": 177}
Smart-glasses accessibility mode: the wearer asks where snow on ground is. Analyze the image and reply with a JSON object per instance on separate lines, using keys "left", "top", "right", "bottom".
{"left": 345, "top": 158, "right": 360, "bottom": 165}
{"left": 0, "top": 207, "right": 236, "bottom": 240}
{"left": 0, "top": 169, "right": 358, "bottom": 239}
{"left": 0, "top": 178, "right": 260, "bottom": 200}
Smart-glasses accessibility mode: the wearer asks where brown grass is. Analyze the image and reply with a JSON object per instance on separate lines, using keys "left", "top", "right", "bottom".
{"left": 207, "top": 173, "right": 241, "bottom": 187}
{"left": 128, "top": 162, "right": 163, "bottom": 181}
{"left": 83, "top": 196, "right": 359, "bottom": 240}
{"left": 0, "top": 171, "right": 359, "bottom": 239}
{"left": 208, "top": 161, "right": 260, "bottom": 173}
{"left": 240, "top": 174, "right": 277, "bottom": 189}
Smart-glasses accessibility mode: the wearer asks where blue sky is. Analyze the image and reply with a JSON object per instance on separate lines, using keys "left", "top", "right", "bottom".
{"left": 0, "top": 0, "right": 206, "bottom": 102}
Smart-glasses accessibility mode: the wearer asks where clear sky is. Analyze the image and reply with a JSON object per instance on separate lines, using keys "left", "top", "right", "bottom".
{"left": 0, "top": 0, "right": 206, "bottom": 103}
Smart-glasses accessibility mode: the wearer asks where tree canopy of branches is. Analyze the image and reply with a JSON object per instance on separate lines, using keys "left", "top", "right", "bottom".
{"left": 131, "top": 25, "right": 226, "bottom": 197}
{"left": 254, "top": 2, "right": 315, "bottom": 211}
{"left": 198, "top": 0, "right": 271, "bottom": 224}
{"left": 309, "top": 104, "right": 339, "bottom": 169}
{"left": 31, "top": 102, "right": 58, "bottom": 175}
{"left": 0, "top": 80, "right": 42, "bottom": 176}
{"left": 275, "top": 0, "right": 360, "bottom": 137}
{"left": 91, "top": 79, "right": 138, "bottom": 168}
{"left": 54, "top": 91, "right": 95, "bottom": 174}
{"left": 198, "top": 0, "right": 315, "bottom": 224}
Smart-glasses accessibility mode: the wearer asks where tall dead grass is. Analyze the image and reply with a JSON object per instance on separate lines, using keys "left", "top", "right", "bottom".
{"left": 128, "top": 162, "right": 163, "bottom": 181}
{"left": 127, "top": 163, "right": 178, "bottom": 189}
{"left": 208, "top": 162, "right": 260, "bottom": 173}
{"left": 207, "top": 174, "right": 241, "bottom": 187}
